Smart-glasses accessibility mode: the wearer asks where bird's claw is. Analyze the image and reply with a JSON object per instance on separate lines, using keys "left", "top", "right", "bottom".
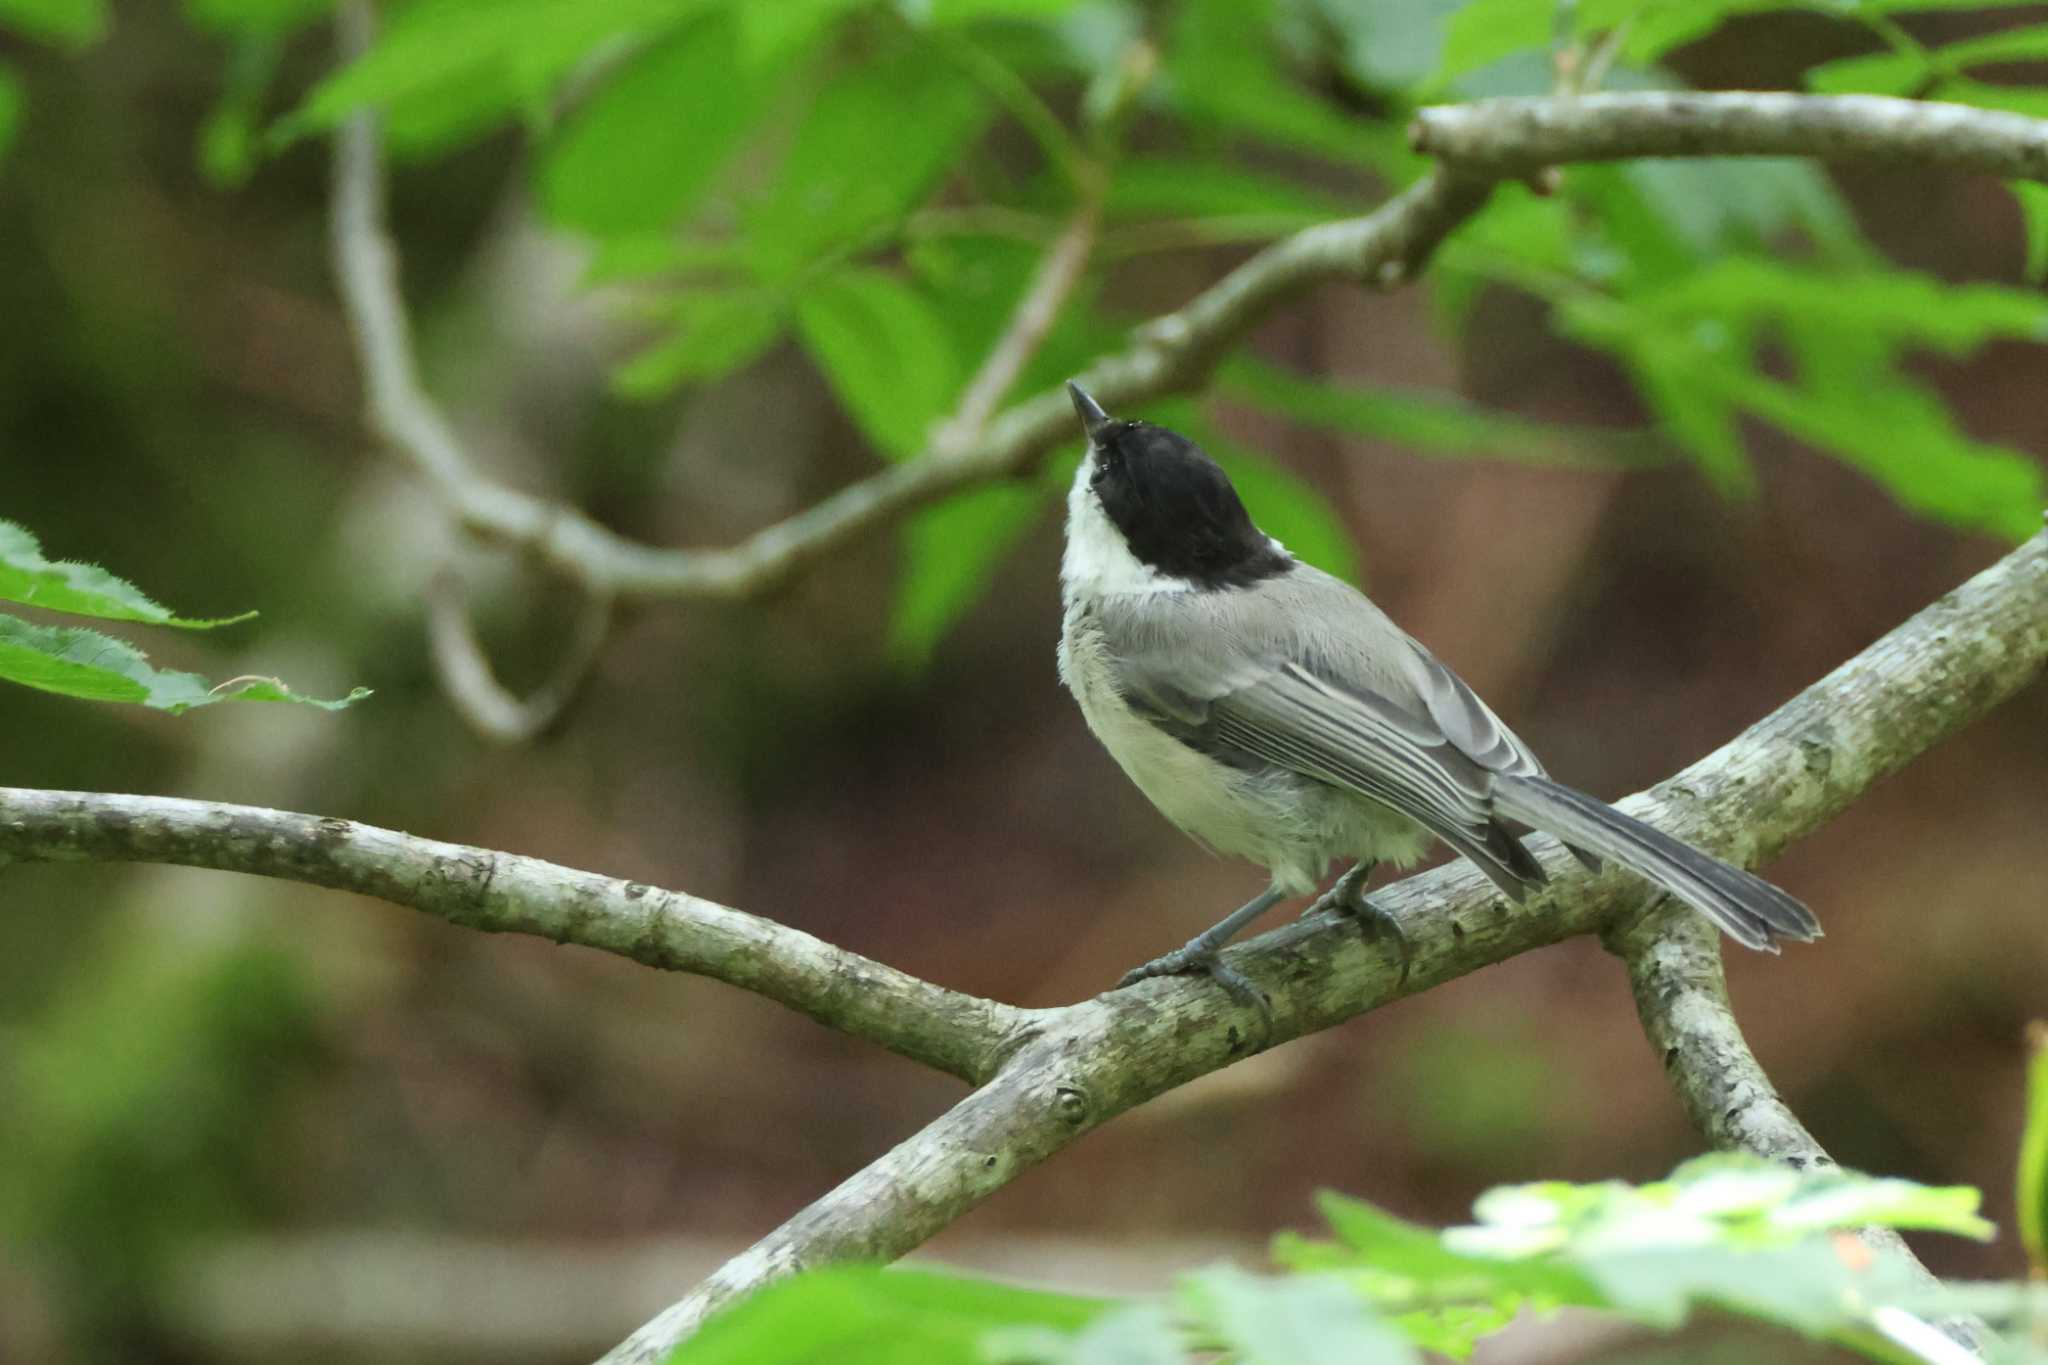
{"left": 1306, "top": 867, "right": 1412, "bottom": 985}
{"left": 1117, "top": 948, "right": 1272, "bottom": 1032}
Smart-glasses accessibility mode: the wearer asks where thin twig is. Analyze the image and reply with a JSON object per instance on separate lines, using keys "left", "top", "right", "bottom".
{"left": 424, "top": 570, "right": 613, "bottom": 745}
{"left": 931, "top": 184, "right": 1105, "bottom": 458}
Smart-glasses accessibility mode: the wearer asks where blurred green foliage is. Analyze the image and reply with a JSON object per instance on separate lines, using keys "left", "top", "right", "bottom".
{"left": 0, "top": 938, "right": 322, "bottom": 1353}
{"left": 666, "top": 1156, "right": 2028, "bottom": 1364}
{"left": 140, "top": 0, "right": 2041, "bottom": 660}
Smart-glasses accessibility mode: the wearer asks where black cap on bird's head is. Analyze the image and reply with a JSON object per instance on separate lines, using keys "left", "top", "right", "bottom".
{"left": 1064, "top": 380, "right": 1292, "bottom": 589}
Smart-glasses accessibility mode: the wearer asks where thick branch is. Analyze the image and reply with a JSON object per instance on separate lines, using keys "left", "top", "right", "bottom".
{"left": 1412, "top": 91, "right": 2048, "bottom": 182}
{"left": 604, "top": 523, "right": 2044, "bottom": 1360}
{"left": 0, "top": 789, "right": 1026, "bottom": 1084}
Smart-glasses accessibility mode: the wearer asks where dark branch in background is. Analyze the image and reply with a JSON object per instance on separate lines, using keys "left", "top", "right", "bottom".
{"left": 424, "top": 571, "right": 613, "bottom": 745}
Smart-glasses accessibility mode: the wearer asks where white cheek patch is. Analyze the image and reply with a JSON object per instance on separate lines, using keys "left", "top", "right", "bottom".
{"left": 1060, "top": 454, "right": 1191, "bottom": 600}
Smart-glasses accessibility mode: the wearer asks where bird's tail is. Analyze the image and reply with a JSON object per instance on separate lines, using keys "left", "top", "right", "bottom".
{"left": 1492, "top": 773, "right": 1821, "bottom": 951}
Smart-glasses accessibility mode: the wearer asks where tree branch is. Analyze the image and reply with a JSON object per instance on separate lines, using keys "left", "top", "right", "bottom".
{"left": 423, "top": 570, "right": 613, "bottom": 745}
{"left": 3, "top": 535, "right": 2033, "bottom": 1354}
{"left": 596, "top": 526, "right": 2045, "bottom": 1362}
{"left": 1609, "top": 906, "right": 1984, "bottom": 1351}
{"left": 1412, "top": 91, "right": 2048, "bottom": 182}
{"left": 0, "top": 787, "right": 1028, "bottom": 1084}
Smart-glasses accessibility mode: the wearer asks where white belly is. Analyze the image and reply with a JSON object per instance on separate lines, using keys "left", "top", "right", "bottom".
{"left": 1058, "top": 604, "right": 1428, "bottom": 895}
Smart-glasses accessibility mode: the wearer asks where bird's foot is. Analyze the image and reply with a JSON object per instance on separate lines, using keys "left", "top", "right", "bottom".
{"left": 1305, "top": 863, "right": 1411, "bottom": 985}
{"left": 1117, "top": 946, "right": 1270, "bottom": 1026}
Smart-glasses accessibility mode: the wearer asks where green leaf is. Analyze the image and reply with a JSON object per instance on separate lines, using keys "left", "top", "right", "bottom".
{"left": 2011, "top": 182, "right": 2048, "bottom": 283}
{"left": 538, "top": 13, "right": 783, "bottom": 236}
{"left": 2017, "top": 1023, "right": 2048, "bottom": 1275}
{"left": 890, "top": 482, "right": 1048, "bottom": 668}
{"left": 182, "top": 0, "right": 332, "bottom": 36}
{"left": 1806, "top": 49, "right": 1928, "bottom": 96}
{"left": 1571, "top": 0, "right": 1778, "bottom": 64}
{"left": 196, "top": 32, "right": 284, "bottom": 188}
{"left": 666, "top": 1265, "right": 1108, "bottom": 1365}
{"left": 1169, "top": 0, "right": 1395, "bottom": 168}
{"left": 745, "top": 48, "right": 989, "bottom": 276}
{"left": 739, "top": 0, "right": 865, "bottom": 64}
{"left": 1626, "top": 348, "right": 1754, "bottom": 495}
{"left": 1436, "top": 0, "right": 1556, "bottom": 84}
{"left": 277, "top": 0, "right": 714, "bottom": 155}
{"left": 1009, "top": 1300, "right": 1183, "bottom": 1365}
{"left": 0, "top": 65, "right": 20, "bottom": 166}
{"left": 611, "top": 290, "right": 786, "bottom": 398}
{"left": 1186, "top": 1266, "right": 1418, "bottom": 1365}
{"left": 924, "top": 0, "right": 1084, "bottom": 20}
{"left": 1222, "top": 357, "right": 1663, "bottom": 469}
{"left": 1106, "top": 157, "right": 1350, "bottom": 222}
{"left": 796, "top": 269, "right": 962, "bottom": 458}
{"left": 0, "top": 615, "right": 367, "bottom": 712}
{"left": 0, "top": 0, "right": 107, "bottom": 48}
{"left": 0, "top": 520, "right": 255, "bottom": 628}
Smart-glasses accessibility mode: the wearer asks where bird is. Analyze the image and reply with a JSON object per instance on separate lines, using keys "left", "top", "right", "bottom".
{"left": 1055, "top": 380, "right": 1820, "bottom": 1007}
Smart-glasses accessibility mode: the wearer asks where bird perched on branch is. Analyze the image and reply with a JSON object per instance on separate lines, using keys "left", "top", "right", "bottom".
{"left": 1057, "top": 381, "right": 1820, "bottom": 1007}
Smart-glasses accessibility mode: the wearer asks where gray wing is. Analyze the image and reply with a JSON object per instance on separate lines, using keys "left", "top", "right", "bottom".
{"left": 1092, "top": 568, "right": 1553, "bottom": 899}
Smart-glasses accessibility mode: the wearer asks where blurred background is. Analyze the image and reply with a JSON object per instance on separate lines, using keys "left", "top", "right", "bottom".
{"left": 2, "top": 0, "right": 2045, "bottom": 1361}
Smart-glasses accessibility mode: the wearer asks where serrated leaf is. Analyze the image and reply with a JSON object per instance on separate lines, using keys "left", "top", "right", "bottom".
{"left": 0, "top": 0, "right": 106, "bottom": 48}
{"left": 745, "top": 49, "right": 988, "bottom": 277}
{"left": 611, "top": 290, "right": 786, "bottom": 398}
{"left": 796, "top": 269, "right": 962, "bottom": 458}
{"left": 2017, "top": 1023, "right": 2048, "bottom": 1275}
{"left": 1222, "top": 356, "right": 1661, "bottom": 469}
{"left": 0, "top": 615, "right": 366, "bottom": 712}
{"left": 1186, "top": 1266, "right": 1418, "bottom": 1365}
{"left": 890, "top": 482, "right": 1048, "bottom": 669}
{"left": 666, "top": 1265, "right": 1107, "bottom": 1365}
{"left": 538, "top": 13, "right": 783, "bottom": 236}
{"left": 1435, "top": 0, "right": 1556, "bottom": 84}
{"left": 0, "top": 520, "right": 254, "bottom": 628}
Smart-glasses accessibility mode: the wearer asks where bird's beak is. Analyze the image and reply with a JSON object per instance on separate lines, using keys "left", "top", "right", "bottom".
{"left": 1066, "top": 380, "right": 1113, "bottom": 444}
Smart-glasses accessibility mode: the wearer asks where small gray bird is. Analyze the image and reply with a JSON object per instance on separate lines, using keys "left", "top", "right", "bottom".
{"left": 1057, "top": 382, "right": 1820, "bottom": 1004}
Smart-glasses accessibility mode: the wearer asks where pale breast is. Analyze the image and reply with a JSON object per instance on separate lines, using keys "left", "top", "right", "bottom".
{"left": 1060, "top": 603, "right": 1426, "bottom": 893}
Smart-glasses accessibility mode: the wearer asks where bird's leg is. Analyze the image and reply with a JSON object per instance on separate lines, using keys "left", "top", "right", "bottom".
{"left": 1117, "top": 886, "right": 1286, "bottom": 1015}
{"left": 1305, "top": 860, "right": 1412, "bottom": 984}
